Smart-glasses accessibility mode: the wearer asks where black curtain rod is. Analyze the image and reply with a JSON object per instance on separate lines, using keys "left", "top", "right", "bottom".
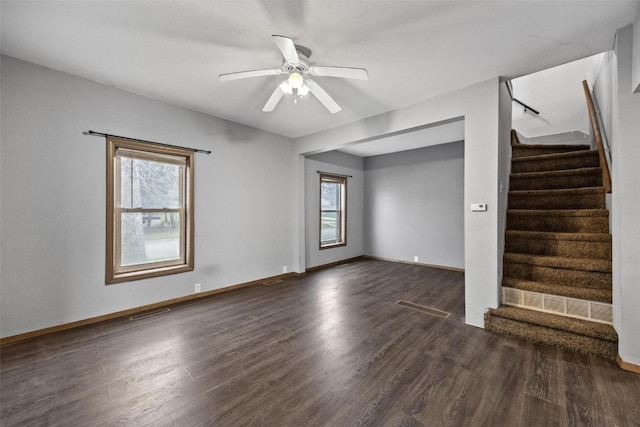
{"left": 317, "top": 171, "right": 353, "bottom": 178}
{"left": 85, "top": 130, "right": 212, "bottom": 154}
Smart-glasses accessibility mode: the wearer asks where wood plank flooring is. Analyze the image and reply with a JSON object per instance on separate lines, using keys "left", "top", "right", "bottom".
{"left": 1, "top": 259, "right": 639, "bottom": 426}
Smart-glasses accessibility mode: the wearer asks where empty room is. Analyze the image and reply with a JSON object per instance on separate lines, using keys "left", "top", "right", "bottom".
{"left": 1, "top": 1, "right": 640, "bottom": 425}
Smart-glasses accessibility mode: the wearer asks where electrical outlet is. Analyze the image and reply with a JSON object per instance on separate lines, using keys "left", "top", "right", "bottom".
{"left": 194, "top": 283, "right": 201, "bottom": 293}
{"left": 282, "top": 266, "right": 288, "bottom": 274}
{"left": 414, "top": 256, "right": 419, "bottom": 263}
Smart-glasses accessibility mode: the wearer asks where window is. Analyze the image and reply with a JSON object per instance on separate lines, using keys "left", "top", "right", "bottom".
{"left": 106, "top": 137, "right": 194, "bottom": 284}
{"left": 319, "top": 174, "right": 347, "bottom": 249}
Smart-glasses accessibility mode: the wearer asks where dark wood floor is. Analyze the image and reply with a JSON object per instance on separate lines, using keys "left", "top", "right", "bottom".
{"left": 2, "top": 259, "right": 639, "bottom": 426}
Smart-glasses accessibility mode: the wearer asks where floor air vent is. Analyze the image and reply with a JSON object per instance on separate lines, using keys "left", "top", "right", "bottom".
{"left": 263, "top": 279, "right": 284, "bottom": 286}
{"left": 130, "top": 308, "right": 170, "bottom": 320}
{"left": 396, "top": 300, "right": 450, "bottom": 318}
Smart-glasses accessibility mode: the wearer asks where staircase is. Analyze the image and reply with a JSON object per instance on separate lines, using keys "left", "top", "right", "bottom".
{"left": 485, "top": 131, "right": 618, "bottom": 359}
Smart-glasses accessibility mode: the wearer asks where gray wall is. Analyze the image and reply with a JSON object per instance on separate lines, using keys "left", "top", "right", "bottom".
{"left": 593, "top": 51, "right": 616, "bottom": 154}
{"left": 633, "top": 11, "right": 640, "bottom": 93}
{"left": 0, "top": 56, "right": 295, "bottom": 338}
{"left": 612, "top": 24, "right": 640, "bottom": 366}
{"left": 304, "top": 151, "right": 364, "bottom": 268}
{"left": 589, "top": 23, "right": 640, "bottom": 366}
{"left": 498, "top": 82, "right": 514, "bottom": 294}
{"left": 363, "top": 142, "right": 464, "bottom": 269}
{"left": 295, "top": 78, "right": 505, "bottom": 327}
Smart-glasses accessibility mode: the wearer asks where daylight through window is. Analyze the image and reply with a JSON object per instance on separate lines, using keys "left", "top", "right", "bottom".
{"left": 106, "top": 137, "right": 194, "bottom": 283}
{"left": 320, "top": 174, "right": 347, "bottom": 249}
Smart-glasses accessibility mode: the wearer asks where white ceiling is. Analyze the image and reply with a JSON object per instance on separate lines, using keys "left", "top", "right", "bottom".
{"left": 1, "top": 1, "right": 638, "bottom": 142}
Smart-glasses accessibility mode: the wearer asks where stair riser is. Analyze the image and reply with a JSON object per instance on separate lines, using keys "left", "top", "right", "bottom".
{"left": 484, "top": 315, "right": 617, "bottom": 359}
{"left": 506, "top": 215, "right": 609, "bottom": 233}
{"left": 510, "top": 172, "right": 602, "bottom": 191}
{"left": 505, "top": 237, "right": 611, "bottom": 259}
{"left": 503, "top": 262, "right": 611, "bottom": 289}
{"left": 508, "top": 192, "right": 605, "bottom": 210}
{"left": 501, "top": 282, "right": 612, "bottom": 303}
{"left": 512, "top": 154, "right": 599, "bottom": 173}
{"left": 512, "top": 146, "right": 589, "bottom": 158}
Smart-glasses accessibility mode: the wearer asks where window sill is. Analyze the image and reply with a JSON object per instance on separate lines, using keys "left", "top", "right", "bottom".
{"left": 319, "top": 242, "right": 347, "bottom": 250}
{"left": 107, "top": 263, "right": 193, "bottom": 284}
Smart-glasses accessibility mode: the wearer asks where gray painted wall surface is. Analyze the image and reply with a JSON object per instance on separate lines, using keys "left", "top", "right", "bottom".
{"left": 0, "top": 56, "right": 295, "bottom": 338}
{"left": 307, "top": 151, "right": 363, "bottom": 170}
{"left": 3, "top": 30, "right": 639, "bottom": 365}
{"left": 363, "top": 142, "right": 464, "bottom": 269}
{"left": 633, "top": 11, "right": 640, "bottom": 93}
{"left": 497, "top": 82, "right": 514, "bottom": 294}
{"left": 593, "top": 51, "right": 616, "bottom": 154}
{"left": 295, "top": 78, "right": 504, "bottom": 328}
{"left": 612, "top": 25, "right": 640, "bottom": 366}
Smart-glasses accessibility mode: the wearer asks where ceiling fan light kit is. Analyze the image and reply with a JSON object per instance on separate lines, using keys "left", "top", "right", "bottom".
{"left": 288, "top": 72, "right": 304, "bottom": 89}
{"left": 219, "top": 35, "right": 368, "bottom": 114}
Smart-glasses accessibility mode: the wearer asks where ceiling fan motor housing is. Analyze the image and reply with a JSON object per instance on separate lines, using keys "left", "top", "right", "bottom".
{"left": 283, "top": 48, "right": 310, "bottom": 75}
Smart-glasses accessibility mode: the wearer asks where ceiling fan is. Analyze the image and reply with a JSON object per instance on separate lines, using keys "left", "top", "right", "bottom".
{"left": 219, "top": 35, "right": 368, "bottom": 114}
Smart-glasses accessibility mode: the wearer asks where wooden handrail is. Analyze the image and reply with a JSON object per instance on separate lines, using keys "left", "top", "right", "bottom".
{"left": 582, "top": 80, "right": 612, "bottom": 193}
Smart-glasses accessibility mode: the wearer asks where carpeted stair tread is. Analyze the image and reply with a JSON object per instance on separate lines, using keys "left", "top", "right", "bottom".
{"left": 508, "top": 186, "right": 605, "bottom": 210}
{"left": 509, "top": 186, "right": 605, "bottom": 197}
{"left": 512, "top": 144, "right": 591, "bottom": 158}
{"left": 505, "top": 230, "right": 611, "bottom": 259}
{"left": 511, "top": 150, "right": 600, "bottom": 173}
{"left": 485, "top": 306, "right": 617, "bottom": 342}
{"left": 505, "top": 230, "right": 611, "bottom": 242}
{"left": 513, "top": 143, "right": 591, "bottom": 150}
{"left": 510, "top": 167, "right": 602, "bottom": 190}
{"left": 484, "top": 309, "right": 617, "bottom": 359}
{"left": 511, "top": 149, "right": 598, "bottom": 163}
{"left": 504, "top": 252, "right": 611, "bottom": 273}
{"left": 507, "top": 209, "right": 609, "bottom": 233}
{"left": 502, "top": 278, "right": 612, "bottom": 303}
{"left": 507, "top": 209, "right": 609, "bottom": 218}
{"left": 503, "top": 262, "right": 611, "bottom": 289}
{"left": 506, "top": 211, "right": 609, "bottom": 233}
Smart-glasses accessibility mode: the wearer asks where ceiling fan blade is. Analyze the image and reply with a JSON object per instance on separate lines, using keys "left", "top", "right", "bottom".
{"left": 305, "top": 79, "right": 341, "bottom": 114}
{"left": 263, "top": 84, "right": 285, "bottom": 112}
{"left": 219, "top": 68, "right": 282, "bottom": 82}
{"left": 309, "top": 66, "right": 368, "bottom": 80}
{"left": 272, "top": 35, "right": 300, "bottom": 63}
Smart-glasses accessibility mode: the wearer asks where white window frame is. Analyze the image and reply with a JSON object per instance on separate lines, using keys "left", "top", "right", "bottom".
{"left": 106, "top": 137, "right": 194, "bottom": 284}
